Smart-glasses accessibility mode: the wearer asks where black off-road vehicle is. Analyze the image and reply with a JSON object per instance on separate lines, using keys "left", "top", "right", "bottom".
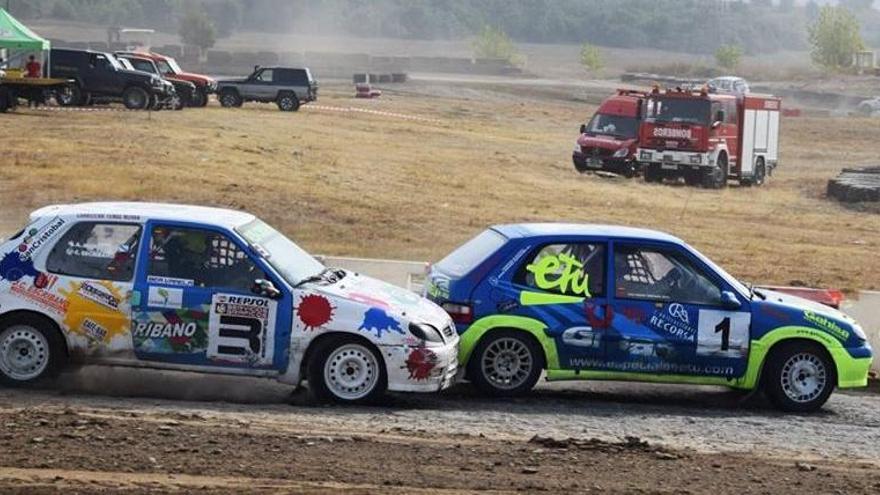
{"left": 49, "top": 48, "right": 175, "bottom": 109}
{"left": 217, "top": 66, "right": 317, "bottom": 111}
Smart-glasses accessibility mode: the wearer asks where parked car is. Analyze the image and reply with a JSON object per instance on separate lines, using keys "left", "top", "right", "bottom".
{"left": 217, "top": 66, "right": 318, "bottom": 111}
{"left": 707, "top": 76, "right": 750, "bottom": 95}
{"left": 573, "top": 89, "right": 646, "bottom": 177}
{"left": 115, "top": 51, "right": 216, "bottom": 107}
{"left": 48, "top": 48, "right": 174, "bottom": 109}
{"left": 0, "top": 203, "right": 458, "bottom": 404}
{"left": 425, "top": 223, "right": 872, "bottom": 412}
{"left": 116, "top": 53, "right": 195, "bottom": 110}
{"left": 856, "top": 96, "right": 880, "bottom": 116}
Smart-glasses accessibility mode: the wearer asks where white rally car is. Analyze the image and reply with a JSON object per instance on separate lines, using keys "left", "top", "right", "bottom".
{"left": 0, "top": 203, "right": 458, "bottom": 403}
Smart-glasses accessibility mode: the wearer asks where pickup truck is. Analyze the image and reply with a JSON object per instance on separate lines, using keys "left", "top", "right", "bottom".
{"left": 49, "top": 48, "right": 175, "bottom": 110}
{"left": 217, "top": 66, "right": 318, "bottom": 111}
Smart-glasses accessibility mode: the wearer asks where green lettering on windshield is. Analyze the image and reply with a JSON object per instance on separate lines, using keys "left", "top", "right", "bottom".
{"left": 526, "top": 253, "right": 591, "bottom": 297}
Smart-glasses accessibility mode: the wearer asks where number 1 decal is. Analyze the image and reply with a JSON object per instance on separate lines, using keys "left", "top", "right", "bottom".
{"left": 697, "top": 310, "right": 750, "bottom": 357}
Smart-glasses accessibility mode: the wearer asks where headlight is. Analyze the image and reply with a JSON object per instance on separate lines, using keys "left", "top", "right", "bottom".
{"left": 689, "top": 154, "right": 702, "bottom": 164}
{"left": 573, "top": 144, "right": 582, "bottom": 153}
{"left": 150, "top": 76, "right": 162, "bottom": 87}
{"left": 613, "top": 148, "right": 628, "bottom": 158}
{"left": 409, "top": 323, "right": 444, "bottom": 344}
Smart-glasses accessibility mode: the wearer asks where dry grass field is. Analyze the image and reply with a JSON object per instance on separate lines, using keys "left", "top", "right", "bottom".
{"left": 1, "top": 82, "right": 879, "bottom": 291}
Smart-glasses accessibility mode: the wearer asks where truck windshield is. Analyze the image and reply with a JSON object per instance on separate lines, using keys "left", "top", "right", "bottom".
{"left": 236, "top": 219, "right": 326, "bottom": 286}
{"left": 646, "top": 98, "right": 709, "bottom": 125}
{"left": 156, "top": 58, "right": 182, "bottom": 75}
{"left": 585, "top": 113, "right": 638, "bottom": 139}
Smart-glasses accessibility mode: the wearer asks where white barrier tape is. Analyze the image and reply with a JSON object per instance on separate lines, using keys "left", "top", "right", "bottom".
{"left": 305, "top": 104, "right": 443, "bottom": 124}
{"left": 29, "top": 106, "right": 147, "bottom": 113}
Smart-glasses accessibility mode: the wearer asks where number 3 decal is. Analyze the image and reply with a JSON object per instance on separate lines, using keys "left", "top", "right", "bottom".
{"left": 697, "top": 310, "right": 750, "bottom": 357}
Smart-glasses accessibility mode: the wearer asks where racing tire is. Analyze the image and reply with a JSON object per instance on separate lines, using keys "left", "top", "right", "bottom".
{"left": 763, "top": 341, "right": 835, "bottom": 413}
{"left": 122, "top": 86, "right": 150, "bottom": 110}
{"left": 702, "top": 154, "right": 728, "bottom": 189}
{"left": 307, "top": 335, "right": 387, "bottom": 405}
{"left": 618, "top": 161, "right": 638, "bottom": 179}
{"left": 219, "top": 89, "right": 242, "bottom": 108}
{"left": 468, "top": 330, "right": 544, "bottom": 397}
{"left": 644, "top": 163, "right": 662, "bottom": 183}
{"left": 0, "top": 314, "right": 66, "bottom": 388}
{"left": 277, "top": 92, "right": 300, "bottom": 112}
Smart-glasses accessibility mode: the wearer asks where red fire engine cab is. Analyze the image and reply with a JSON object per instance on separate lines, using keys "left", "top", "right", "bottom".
{"left": 636, "top": 87, "right": 781, "bottom": 188}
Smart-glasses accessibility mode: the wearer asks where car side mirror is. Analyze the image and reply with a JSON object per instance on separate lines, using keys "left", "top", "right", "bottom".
{"left": 579, "top": 124, "right": 586, "bottom": 134}
{"left": 252, "top": 278, "right": 281, "bottom": 299}
{"left": 721, "top": 291, "right": 741, "bottom": 310}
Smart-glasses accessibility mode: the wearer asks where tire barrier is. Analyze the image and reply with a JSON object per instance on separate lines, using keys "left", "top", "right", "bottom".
{"left": 827, "top": 166, "right": 880, "bottom": 203}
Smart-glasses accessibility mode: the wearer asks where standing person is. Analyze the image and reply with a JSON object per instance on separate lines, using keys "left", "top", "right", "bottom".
{"left": 25, "top": 55, "right": 41, "bottom": 78}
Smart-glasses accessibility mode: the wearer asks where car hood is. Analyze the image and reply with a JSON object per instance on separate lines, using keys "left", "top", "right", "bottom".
{"left": 577, "top": 134, "right": 636, "bottom": 150}
{"left": 118, "top": 68, "right": 153, "bottom": 80}
{"left": 170, "top": 72, "right": 215, "bottom": 85}
{"left": 755, "top": 289, "right": 862, "bottom": 343}
{"left": 759, "top": 289, "right": 853, "bottom": 322}
{"left": 302, "top": 270, "right": 453, "bottom": 334}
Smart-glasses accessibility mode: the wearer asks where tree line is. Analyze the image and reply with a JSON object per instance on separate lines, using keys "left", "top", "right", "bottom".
{"left": 9, "top": 0, "right": 880, "bottom": 56}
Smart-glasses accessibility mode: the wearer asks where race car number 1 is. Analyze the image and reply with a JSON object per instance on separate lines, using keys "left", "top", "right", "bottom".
{"left": 696, "top": 310, "right": 751, "bottom": 358}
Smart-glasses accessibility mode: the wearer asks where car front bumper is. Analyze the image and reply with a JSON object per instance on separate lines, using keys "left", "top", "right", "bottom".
{"left": 382, "top": 340, "right": 459, "bottom": 393}
{"left": 833, "top": 344, "right": 873, "bottom": 388}
{"left": 573, "top": 151, "right": 634, "bottom": 174}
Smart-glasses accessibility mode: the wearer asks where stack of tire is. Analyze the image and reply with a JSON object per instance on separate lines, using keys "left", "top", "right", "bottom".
{"left": 827, "top": 167, "right": 880, "bottom": 203}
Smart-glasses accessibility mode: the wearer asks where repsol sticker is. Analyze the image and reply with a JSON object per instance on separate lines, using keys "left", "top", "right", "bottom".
{"left": 207, "top": 293, "right": 276, "bottom": 366}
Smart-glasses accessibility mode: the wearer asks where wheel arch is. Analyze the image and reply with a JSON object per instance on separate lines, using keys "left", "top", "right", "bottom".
{"left": 299, "top": 331, "right": 388, "bottom": 379}
{"left": 0, "top": 309, "right": 70, "bottom": 359}
{"left": 745, "top": 326, "right": 846, "bottom": 389}
{"left": 458, "top": 315, "right": 557, "bottom": 370}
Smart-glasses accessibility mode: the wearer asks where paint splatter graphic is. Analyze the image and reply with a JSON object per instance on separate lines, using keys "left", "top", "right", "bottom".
{"left": 585, "top": 303, "right": 614, "bottom": 329}
{"left": 358, "top": 308, "right": 403, "bottom": 338}
{"left": 296, "top": 294, "right": 334, "bottom": 330}
{"left": 405, "top": 347, "right": 438, "bottom": 380}
{"left": 0, "top": 251, "right": 39, "bottom": 282}
{"left": 347, "top": 292, "right": 390, "bottom": 309}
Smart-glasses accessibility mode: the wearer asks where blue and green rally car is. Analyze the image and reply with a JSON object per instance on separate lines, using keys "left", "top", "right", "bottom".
{"left": 426, "top": 224, "right": 873, "bottom": 412}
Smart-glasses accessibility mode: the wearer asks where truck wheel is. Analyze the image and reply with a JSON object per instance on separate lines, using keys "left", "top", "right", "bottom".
{"left": 702, "top": 154, "right": 728, "bottom": 189}
{"left": 122, "top": 87, "right": 150, "bottom": 110}
{"left": 219, "top": 89, "right": 242, "bottom": 108}
{"left": 468, "top": 330, "right": 543, "bottom": 397}
{"left": 190, "top": 88, "right": 208, "bottom": 107}
{"left": 0, "top": 87, "right": 9, "bottom": 113}
{"left": 57, "top": 84, "right": 82, "bottom": 106}
{"left": 170, "top": 93, "right": 184, "bottom": 111}
{"left": 0, "top": 314, "right": 66, "bottom": 387}
{"left": 307, "top": 335, "right": 387, "bottom": 404}
{"left": 763, "top": 341, "right": 835, "bottom": 413}
{"left": 277, "top": 92, "right": 300, "bottom": 112}
{"left": 644, "top": 163, "right": 662, "bottom": 183}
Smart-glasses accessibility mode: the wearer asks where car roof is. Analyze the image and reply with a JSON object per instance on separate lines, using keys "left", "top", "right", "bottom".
{"left": 29, "top": 202, "right": 256, "bottom": 229}
{"left": 490, "top": 223, "right": 684, "bottom": 244}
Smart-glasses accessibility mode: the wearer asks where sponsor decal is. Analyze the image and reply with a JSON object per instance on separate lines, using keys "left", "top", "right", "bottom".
{"left": 75, "top": 213, "right": 141, "bottom": 221}
{"left": 132, "top": 309, "right": 209, "bottom": 354}
{"left": 358, "top": 307, "right": 403, "bottom": 338}
{"left": 147, "top": 286, "right": 183, "bottom": 309}
{"left": 648, "top": 304, "right": 696, "bottom": 342}
{"left": 81, "top": 318, "right": 108, "bottom": 343}
{"left": 496, "top": 299, "right": 519, "bottom": 313}
{"left": 207, "top": 294, "right": 276, "bottom": 366}
{"left": 147, "top": 275, "right": 195, "bottom": 287}
{"left": 18, "top": 217, "right": 66, "bottom": 262}
{"left": 696, "top": 310, "right": 750, "bottom": 357}
{"left": 9, "top": 280, "right": 69, "bottom": 314}
{"left": 567, "top": 356, "right": 734, "bottom": 376}
{"left": 561, "top": 326, "right": 601, "bottom": 349}
{"left": 59, "top": 281, "right": 129, "bottom": 341}
{"left": 803, "top": 310, "right": 850, "bottom": 342}
{"left": 652, "top": 127, "right": 692, "bottom": 139}
{"left": 526, "top": 253, "right": 592, "bottom": 297}
{"left": 404, "top": 347, "right": 438, "bottom": 380}
{"left": 498, "top": 247, "right": 530, "bottom": 278}
{"left": 78, "top": 281, "right": 121, "bottom": 310}
{"left": 295, "top": 293, "right": 334, "bottom": 330}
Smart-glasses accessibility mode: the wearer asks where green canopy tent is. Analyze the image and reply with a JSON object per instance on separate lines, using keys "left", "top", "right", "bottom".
{"left": 0, "top": 8, "right": 50, "bottom": 75}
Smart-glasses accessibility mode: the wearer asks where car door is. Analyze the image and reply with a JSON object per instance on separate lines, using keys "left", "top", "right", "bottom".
{"left": 509, "top": 239, "right": 609, "bottom": 369}
{"left": 88, "top": 53, "right": 117, "bottom": 95}
{"left": 606, "top": 241, "right": 751, "bottom": 378}
{"left": 43, "top": 220, "right": 142, "bottom": 354}
{"left": 131, "top": 221, "right": 292, "bottom": 372}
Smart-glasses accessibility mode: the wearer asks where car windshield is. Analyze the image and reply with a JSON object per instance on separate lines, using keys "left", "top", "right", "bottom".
{"left": 585, "top": 113, "right": 638, "bottom": 138}
{"left": 235, "top": 218, "right": 325, "bottom": 286}
{"left": 117, "top": 58, "right": 134, "bottom": 71}
{"left": 103, "top": 54, "right": 124, "bottom": 71}
{"left": 157, "top": 58, "right": 181, "bottom": 74}
{"left": 646, "top": 97, "right": 709, "bottom": 125}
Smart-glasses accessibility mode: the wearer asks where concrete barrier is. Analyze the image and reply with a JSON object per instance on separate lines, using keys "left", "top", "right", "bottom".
{"left": 841, "top": 291, "right": 880, "bottom": 373}
{"left": 318, "top": 256, "right": 428, "bottom": 293}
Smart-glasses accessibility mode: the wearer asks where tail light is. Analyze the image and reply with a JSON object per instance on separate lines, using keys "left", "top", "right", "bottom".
{"left": 442, "top": 302, "right": 474, "bottom": 325}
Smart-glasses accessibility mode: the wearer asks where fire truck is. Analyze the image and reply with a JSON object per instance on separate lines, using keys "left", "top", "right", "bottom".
{"left": 636, "top": 87, "right": 781, "bottom": 188}
{"left": 573, "top": 89, "right": 646, "bottom": 177}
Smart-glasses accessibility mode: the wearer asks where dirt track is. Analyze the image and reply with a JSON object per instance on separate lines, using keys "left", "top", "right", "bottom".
{"left": 1, "top": 367, "right": 878, "bottom": 494}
